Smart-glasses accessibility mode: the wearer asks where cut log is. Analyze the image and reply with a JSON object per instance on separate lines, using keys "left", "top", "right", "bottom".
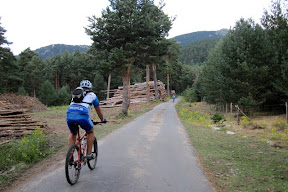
{"left": 100, "top": 81, "right": 166, "bottom": 108}
{"left": 0, "top": 97, "right": 48, "bottom": 141}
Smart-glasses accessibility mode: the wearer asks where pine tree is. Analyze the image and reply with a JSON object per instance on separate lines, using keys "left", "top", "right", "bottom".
{"left": 197, "top": 19, "right": 276, "bottom": 107}
{"left": 0, "top": 18, "right": 20, "bottom": 93}
{"left": 261, "top": 0, "right": 288, "bottom": 102}
{"left": 86, "top": 0, "right": 172, "bottom": 114}
{"left": 39, "top": 80, "right": 57, "bottom": 106}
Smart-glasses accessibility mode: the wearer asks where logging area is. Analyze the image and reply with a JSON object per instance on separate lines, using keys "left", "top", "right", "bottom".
{"left": 0, "top": 94, "right": 48, "bottom": 144}
{"left": 0, "top": 81, "right": 167, "bottom": 144}
{"left": 100, "top": 80, "right": 167, "bottom": 107}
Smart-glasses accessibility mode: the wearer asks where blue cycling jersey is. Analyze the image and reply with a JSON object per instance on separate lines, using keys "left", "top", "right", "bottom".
{"left": 66, "top": 92, "right": 100, "bottom": 132}
{"left": 67, "top": 92, "right": 99, "bottom": 115}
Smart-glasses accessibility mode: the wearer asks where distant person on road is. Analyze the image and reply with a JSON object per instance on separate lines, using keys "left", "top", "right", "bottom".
{"left": 66, "top": 80, "right": 106, "bottom": 160}
{"left": 172, "top": 95, "right": 175, "bottom": 103}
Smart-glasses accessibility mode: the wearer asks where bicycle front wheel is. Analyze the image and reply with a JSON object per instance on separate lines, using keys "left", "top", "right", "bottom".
{"left": 87, "top": 137, "right": 98, "bottom": 170}
{"left": 65, "top": 144, "right": 81, "bottom": 185}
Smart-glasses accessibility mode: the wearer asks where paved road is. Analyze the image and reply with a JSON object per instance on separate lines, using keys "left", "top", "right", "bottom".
{"left": 13, "top": 98, "right": 213, "bottom": 192}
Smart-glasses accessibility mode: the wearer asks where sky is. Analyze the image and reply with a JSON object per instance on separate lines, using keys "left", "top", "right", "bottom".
{"left": 1, "top": 0, "right": 272, "bottom": 55}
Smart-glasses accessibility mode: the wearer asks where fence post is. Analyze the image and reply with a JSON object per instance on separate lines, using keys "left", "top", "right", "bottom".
{"left": 236, "top": 105, "right": 240, "bottom": 125}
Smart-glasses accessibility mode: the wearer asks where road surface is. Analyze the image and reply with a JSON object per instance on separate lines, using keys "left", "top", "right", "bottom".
{"left": 13, "top": 98, "right": 213, "bottom": 192}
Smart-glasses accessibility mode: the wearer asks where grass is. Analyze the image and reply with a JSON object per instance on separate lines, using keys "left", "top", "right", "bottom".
{"left": 0, "top": 128, "right": 54, "bottom": 188}
{"left": 0, "top": 102, "right": 159, "bottom": 191}
{"left": 176, "top": 99, "right": 288, "bottom": 191}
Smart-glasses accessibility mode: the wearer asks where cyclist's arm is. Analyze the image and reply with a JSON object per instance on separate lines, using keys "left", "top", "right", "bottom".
{"left": 95, "top": 106, "right": 104, "bottom": 122}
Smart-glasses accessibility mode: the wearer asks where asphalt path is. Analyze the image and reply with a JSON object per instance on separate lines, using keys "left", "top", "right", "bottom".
{"left": 13, "top": 98, "right": 213, "bottom": 192}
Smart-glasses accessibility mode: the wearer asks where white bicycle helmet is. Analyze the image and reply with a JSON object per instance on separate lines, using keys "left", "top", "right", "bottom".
{"left": 80, "top": 80, "right": 92, "bottom": 89}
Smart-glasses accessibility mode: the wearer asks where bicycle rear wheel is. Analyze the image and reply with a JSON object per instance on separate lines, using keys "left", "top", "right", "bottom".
{"left": 87, "top": 137, "right": 98, "bottom": 170}
{"left": 65, "top": 144, "right": 81, "bottom": 185}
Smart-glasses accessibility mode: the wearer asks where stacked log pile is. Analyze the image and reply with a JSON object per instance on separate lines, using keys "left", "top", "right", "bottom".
{"left": 100, "top": 81, "right": 166, "bottom": 107}
{"left": 0, "top": 99, "right": 47, "bottom": 143}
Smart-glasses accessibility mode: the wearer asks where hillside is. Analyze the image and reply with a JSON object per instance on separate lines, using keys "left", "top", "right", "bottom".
{"left": 32, "top": 29, "right": 229, "bottom": 59}
{"left": 34, "top": 44, "right": 90, "bottom": 59}
{"left": 172, "top": 29, "right": 228, "bottom": 46}
{"left": 180, "top": 38, "right": 221, "bottom": 65}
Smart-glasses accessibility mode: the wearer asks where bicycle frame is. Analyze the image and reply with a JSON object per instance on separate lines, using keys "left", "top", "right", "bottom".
{"left": 65, "top": 120, "right": 105, "bottom": 185}
{"left": 70, "top": 121, "right": 104, "bottom": 167}
{"left": 76, "top": 129, "right": 87, "bottom": 166}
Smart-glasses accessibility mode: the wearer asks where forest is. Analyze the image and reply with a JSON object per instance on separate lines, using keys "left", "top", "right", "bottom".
{"left": 0, "top": 0, "right": 288, "bottom": 114}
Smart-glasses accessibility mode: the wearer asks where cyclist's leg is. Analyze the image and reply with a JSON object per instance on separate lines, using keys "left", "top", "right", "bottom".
{"left": 86, "top": 130, "right": 94, "bottom": 154}
{"left": 67, "top": 114, "right": 79, "bottom": 147}
{"left": 68, "top": 132, "right": 77, "bottom": 146}
{"left": 78, "top": 116, "right": 94, "bottom": 155}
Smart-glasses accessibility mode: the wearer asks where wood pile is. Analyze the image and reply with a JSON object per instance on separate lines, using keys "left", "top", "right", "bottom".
{"left": 100, "top": 81, "right": 166, "bottom": 108}
{"left": 0, "top": 99, "right": 47, "bottom": 144}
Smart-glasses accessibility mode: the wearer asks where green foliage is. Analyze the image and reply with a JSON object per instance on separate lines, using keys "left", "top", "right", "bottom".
{"left": 197, "top": 18, "right": 276, "bottom": 106}
{"left": 273, "top": 120, "right": 288, "bottom": 131}
{"left": 178, "top": 107, "right": 210, "bottom": 126}
{"left": 180, "top": 38, "right": 220, "bottom": 65}
{"left": 211, "top": 113, "right": 226, "bottom": 124}
{"left": 177, "top": 65, "right": 199, "bottom": 92}
{"left": 86, "top": 0, "right": 172, "bottom": 73}
{"left": 16, "top": 127, "right": 46, "bottom": 163}
{"left": 261, "top": 1, "right": 288, "bottom": 102}
{"left": 183, "top": 88, "right": 198, "bottom": 102}
{"left": 241, "top": 116, "right": 252, "bottom": 128}
{"left": 0, "top": 127, "right": 47, "bottom": 172}
{"left": 270, "top": 128, "right": 283, "bottom": 140}
{"left": 0, "top": 18, "right": 21, "bottom": 94}
{"left": 86, "top": 0, "right": 173, "bottom": 112}
{"left": 17, "top": 86, "right": 28, "bottom": 96}
{"left": 92, "top": 72, "right": 107, "bottom": 101}
{"left": 55, "top": 85, "right": 71, "bottom": 106}
{"left": 38, "top": 80, "right": 57, "bottom": 106}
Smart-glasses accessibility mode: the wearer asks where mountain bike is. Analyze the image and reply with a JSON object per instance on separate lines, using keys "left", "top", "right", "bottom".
{"left": 65, "top": 121, "right": 105, "bottom": 185}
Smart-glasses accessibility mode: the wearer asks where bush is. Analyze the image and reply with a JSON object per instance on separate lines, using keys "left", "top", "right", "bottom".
{"left": 183, "top": 88, "right": 198, "bottom": 103}
{"left": 38, "top": 80, "right": 57, "bottom": 106}
{"left": 0, "top": 127, "right": 48, "bottom": 173}
{"left": 16, "top": 127, "right": 47, "bottom": 163}
{"left": 211, "top": 113, "right": 226, "bottom": 124}
{"left": 241, "top": 116, "right": 253, "bottom": 128}
{"left": 55, "top": 85, "right": 71, "bottom": 105}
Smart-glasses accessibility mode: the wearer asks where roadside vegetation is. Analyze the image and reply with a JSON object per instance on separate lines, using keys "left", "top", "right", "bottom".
{"left": 176, "top": 98, "right": 288, "bottom": 191}
{"left": 0, "top": 102, "right": 159, "bottom": 191}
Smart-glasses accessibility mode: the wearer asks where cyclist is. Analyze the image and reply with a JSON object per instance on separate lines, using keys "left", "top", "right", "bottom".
{"left": 66, "top": 80, "right": 106, "bottom": 160}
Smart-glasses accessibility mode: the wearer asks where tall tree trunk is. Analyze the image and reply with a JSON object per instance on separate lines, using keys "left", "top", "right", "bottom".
{"left": 33, "top": 88, "right": 36, "bottom": 98}
{"left": 167, "top": 72, "right": 170, "bottom": 97}
{"left": 106, "top": 73, "right": 111, "bottom": 100}
{"left": 122, "top": 67, "right": 130, "bottom": 114}
{"left": 165, "top": 55, "right": 170, "bottom": 97}
{"left": 152, "top": 64, "right": 159, "bottom": 100}
{"left": 146, "top": 64, "right": 150, "bottom": 103}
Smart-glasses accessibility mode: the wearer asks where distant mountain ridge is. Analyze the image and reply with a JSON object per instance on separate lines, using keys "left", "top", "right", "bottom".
{"left": 34, "top": 44, "right": 90, "bottom": 59}
{"left": 33, "top": 29, "right": 229, "bottom": 59}
{"left": 172, "top": 29, "right": 228, "bottom": 46}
